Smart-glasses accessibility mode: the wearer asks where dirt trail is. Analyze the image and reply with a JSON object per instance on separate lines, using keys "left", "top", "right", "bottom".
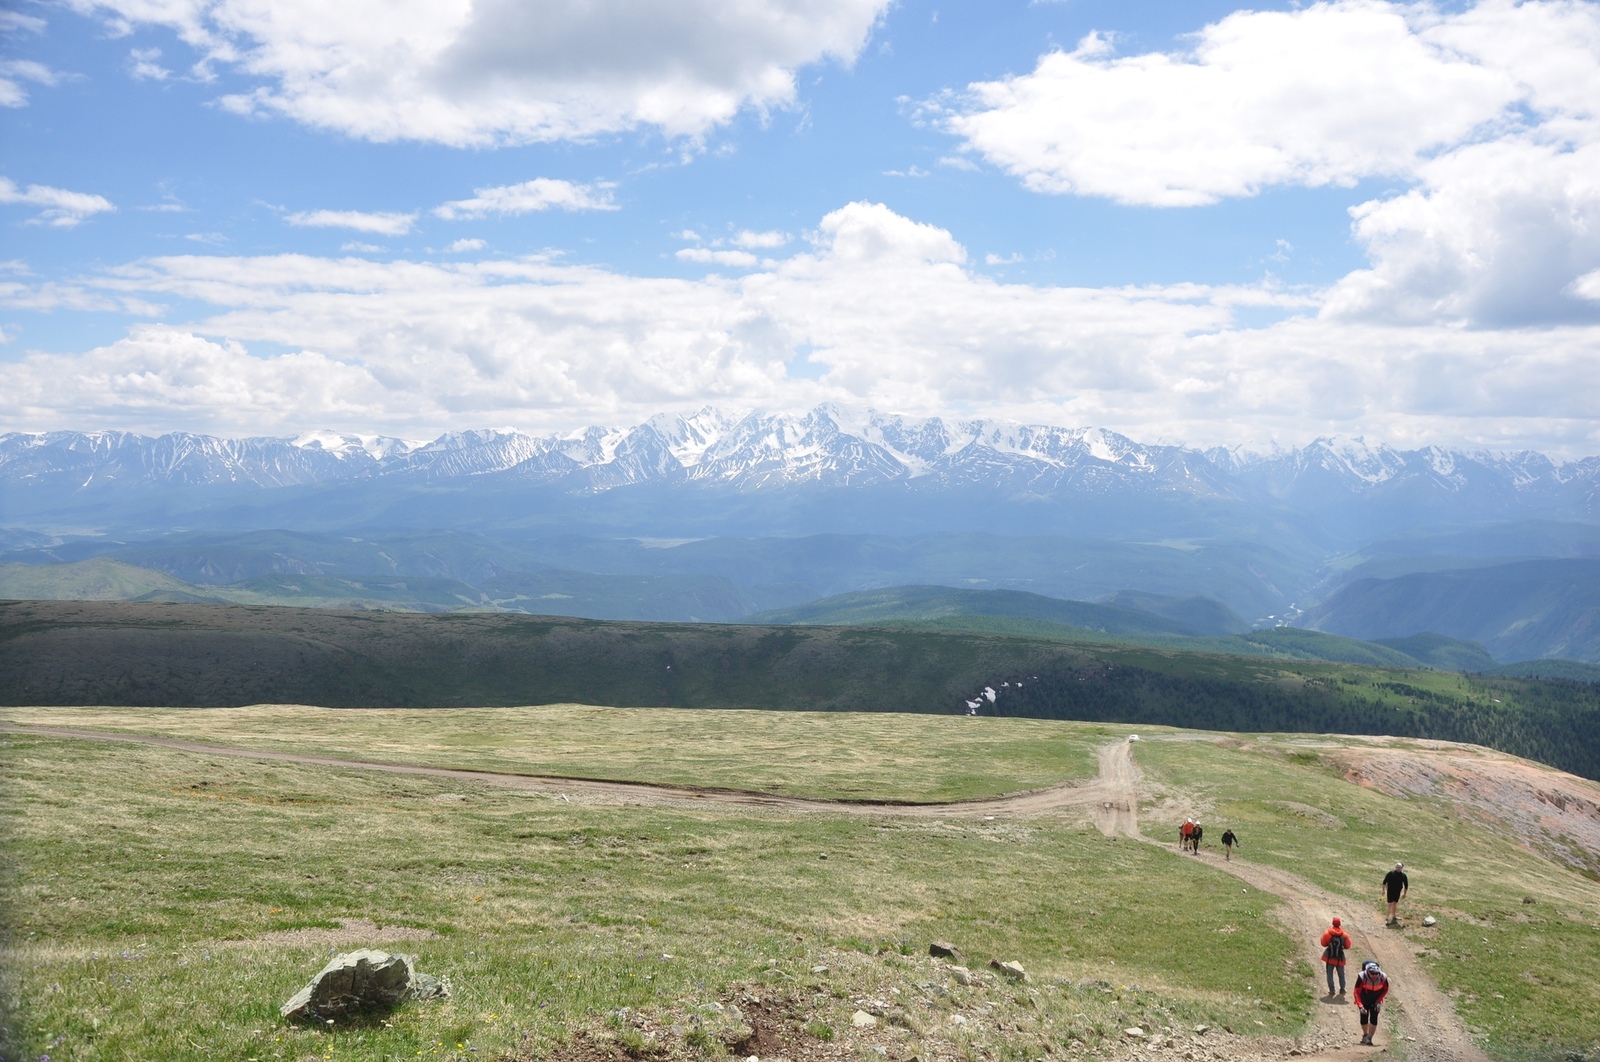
{"left": 7, "top": 724, "right": 1488, "bottom": 1060}
{"left": 0, "top": 724, "right": 1124, "bottom": 817}
{"left": 1090, "top": 736, "right": 1487, "bottom": 1062}
{"left": 1092, "top": 738, "right": 1142, "bottom": 838}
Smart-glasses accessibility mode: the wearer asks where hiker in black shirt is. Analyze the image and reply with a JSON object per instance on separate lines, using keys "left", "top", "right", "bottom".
{"left": 1382, "top": 862, "right": 1409, "bottom": 925}
{"left": 1220, "top": 828, "right": 1239, "bottom": 861}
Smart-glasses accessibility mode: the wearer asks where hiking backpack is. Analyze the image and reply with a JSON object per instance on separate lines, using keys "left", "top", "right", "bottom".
{"left": 1324, "top": 935, "right": 1346, "bottom": 963}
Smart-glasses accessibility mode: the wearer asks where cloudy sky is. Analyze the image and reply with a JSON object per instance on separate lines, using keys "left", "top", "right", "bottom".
{"left": 3, "top": 0, "right": 1599, "bottom": 452}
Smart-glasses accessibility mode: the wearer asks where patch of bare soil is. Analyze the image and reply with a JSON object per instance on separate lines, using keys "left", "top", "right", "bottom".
{"left": 226, "top": 917, "right": 437, "bottom": 948}
{"left": 1324, "top": 741, "right": 1600, "bottom": 875}
{"left": 496, "top": 987, "right": 878, "bottom": 1062}
{"left": 511, "top": 1030, "right": 636, "bottom": 1062}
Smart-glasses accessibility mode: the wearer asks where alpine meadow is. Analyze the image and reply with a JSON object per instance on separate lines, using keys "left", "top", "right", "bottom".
{"left": 5, "top": 3, "right": 1600, "bottom": 1062}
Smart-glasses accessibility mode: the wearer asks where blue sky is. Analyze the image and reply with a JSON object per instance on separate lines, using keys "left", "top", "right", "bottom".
{"left": 3, "top": 0, "right": 1599, "bottom": 452}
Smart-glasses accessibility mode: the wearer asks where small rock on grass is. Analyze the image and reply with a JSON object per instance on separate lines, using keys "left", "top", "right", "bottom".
{"left": 988, "top": 959, "right": 1028, "bottom": 982}
{"left": 949, "top": 966, "right": 972, "bottom": 985}
{"left": 852, "top": 1010, "right": 878, "bottom": 1027}
{"left": 1423, "top": 916, "right": 1438, "bottom": 927}
{"left": 929, "top": 941, "right": 962, "bottom": 960}
{"left": 280, "top": 949, "right": 448, "bottom": 1023}
{"left": 1123, "top": 1027, "right": 1145, "bottom": 1039}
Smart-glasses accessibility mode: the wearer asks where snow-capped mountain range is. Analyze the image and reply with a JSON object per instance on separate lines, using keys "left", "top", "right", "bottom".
{"left": 1, "top": 406, "right": 1211, "bottom": 492}
{"left": 4, "top": 405, "right": 1598, "bottom": 539}
{"left": 6, "top": 404, "right": 1597, "bottom": 492}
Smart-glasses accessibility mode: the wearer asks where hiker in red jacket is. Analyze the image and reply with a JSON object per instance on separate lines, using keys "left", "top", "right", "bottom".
{"left": 1353, "top": 961, "right": 1390, "bottom": 1046}
{"left": 1320, "top": 917, "right": 1353, "bottom": 996}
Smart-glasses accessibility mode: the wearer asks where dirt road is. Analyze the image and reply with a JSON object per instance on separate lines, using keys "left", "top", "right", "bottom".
{"left": 1087, "top": 736, "right": 1487, "bottom": 1062}
{"left": 5, "top": 724, "right": 1488, "bottom": 1060}
{"left": 0, "top": 723, "right": 1125, "bottom": 817}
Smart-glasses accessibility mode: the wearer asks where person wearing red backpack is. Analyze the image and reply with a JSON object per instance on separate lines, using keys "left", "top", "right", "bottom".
{"left": 1320, "top": 917, "right": 1353, "bottom": 996}
{"left": 1353, "top": 961, "right": 1390, "bottom": 1046}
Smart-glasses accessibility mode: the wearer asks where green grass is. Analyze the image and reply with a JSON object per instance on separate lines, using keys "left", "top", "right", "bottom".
{"left": 6, "top": 708, "right": 1600, "bottom": 1059}
{"left": 1134, "top": 736, "right": 1600, "bottom": 1060}
{"left": 1, "top": 727, "right": 1301, "bottom": 1062}
{"left": 0, "top": 705, "right": 1102, "bottom": 802}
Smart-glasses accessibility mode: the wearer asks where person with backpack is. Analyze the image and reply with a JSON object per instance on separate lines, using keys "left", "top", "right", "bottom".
{"left": 1382, "top": 862, "right": 1409, "bottom": 925}
{"left": 1320, "top": 917, "right": 1352, "bottom": 996}
{"left": 1353, "top": 960, "right": 1390, "bottom": 1046}
{"left": 1220, "top": 828, "right": 1239, "bottom": 861}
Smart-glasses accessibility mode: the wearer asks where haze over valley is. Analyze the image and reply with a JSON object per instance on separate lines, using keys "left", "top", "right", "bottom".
{"left": 6, "top": 406, "right": 1598, "bottom": 665}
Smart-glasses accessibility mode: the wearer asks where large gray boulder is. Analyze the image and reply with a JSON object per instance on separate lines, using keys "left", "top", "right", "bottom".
{"left": 280, "top": 949, "right": 449, "bottom": 1023}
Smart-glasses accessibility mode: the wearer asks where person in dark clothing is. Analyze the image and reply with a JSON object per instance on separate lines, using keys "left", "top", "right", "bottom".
{"left": 1320, "top": 917, "right": 1352, "bottom": 996}
{"left": 1220, "top": 828, "right": 1239, "bottom": 861}
{"left": 1382, "top": 862, "right": 1409, "bottom": 925}
{"left": 1353, "top": 961, "right": 1390, "bottom": 1046}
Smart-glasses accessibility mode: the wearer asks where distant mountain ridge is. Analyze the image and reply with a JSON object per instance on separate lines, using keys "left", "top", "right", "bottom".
{"left": 1306, "top": 558, "right": 1600, "bottom": 664}
{"left": 6, "top": 406, "right": 1598, "bottom": 513}
{"left": 749, "top": 584, "right": 1229, "bottom": 636}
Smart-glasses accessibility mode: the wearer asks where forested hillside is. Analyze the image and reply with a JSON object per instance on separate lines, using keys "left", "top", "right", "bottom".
{"left": 5, "top": 600, "right": 1598, "bottom": 780}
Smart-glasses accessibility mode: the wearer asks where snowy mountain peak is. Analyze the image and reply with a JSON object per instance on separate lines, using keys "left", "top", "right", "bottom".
{"left": 291, "top": 431, "right": 413, "bottom": 460}
{"left": 3, "top": 408, "right": 1598, "bottom": 527}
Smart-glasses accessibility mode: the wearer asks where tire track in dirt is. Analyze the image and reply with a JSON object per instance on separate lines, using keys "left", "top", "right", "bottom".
{"left": 6, "top": 724, "right": 1489, "bottom": 1060}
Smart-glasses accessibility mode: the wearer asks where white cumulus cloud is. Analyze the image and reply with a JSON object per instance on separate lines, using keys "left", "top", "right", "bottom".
{"left": 446, "top": 238, "right": 487, "bottom": 253}
{"left": 286, "top": 209, "right": 417, "bottom": 236}
{"left": 5, "top": 202, "right": 1599, "bottom": 452}
{"left": 942, "top": 3, "right": 1518, "bottom": 207}
{"left": 433, "top": 179, "right": 617, "bottom": 220}
{"left": 69, "top": 0, "right": 891, "bottom": 145}
{"left": 1325, "top": 137, "right": 1600, "bottom": 326}
{"left": 0, "top": 177, "right": 115, "bottom": 226}
{"left": 0, "top": 326, "right": 381, "bottom": 433}
{"left": 942, "top": 0, "right": 1600, "bottom": 329}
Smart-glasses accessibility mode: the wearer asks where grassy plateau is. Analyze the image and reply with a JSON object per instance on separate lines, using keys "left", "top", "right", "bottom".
{"left": 2, "top": 706, "right": 1599, "bottom": 1062}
